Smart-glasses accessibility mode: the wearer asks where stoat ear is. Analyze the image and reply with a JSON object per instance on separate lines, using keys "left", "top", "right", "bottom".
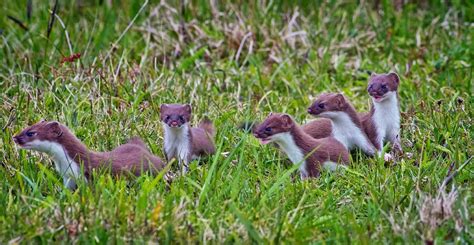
{"left": 280, "top": 114, "right": 293, "bottom": 129}
{"left": 369, "top": 72, "right": 377, "bottom": 82}
{"left": 387, "top": 72, "right": 400, "bottom": 85}
{"left": 160, "top": 104, "right": 168, "bottom": 112}
{"left": 46, "top": 121, "right": 63, "bottom": 137}
{"left": 184, "top": 104, "right": 192, "bottom": 114}
{"left": 335, "top": 93, "right": 346, "bottom": 109}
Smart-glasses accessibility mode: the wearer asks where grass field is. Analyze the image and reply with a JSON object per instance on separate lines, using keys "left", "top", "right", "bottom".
{"left": 1, "top": 0, "right": 473, "bottom": 243}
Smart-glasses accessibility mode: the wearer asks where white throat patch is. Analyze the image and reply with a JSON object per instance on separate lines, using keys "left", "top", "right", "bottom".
{"left": 372, "top": 91, "right": 400, "bottom": 147}
{"left": 163, "top": 123, "right": 191, "bottom": 165}
{"left": 270, "top": 132, "right": 307, "bottom": 177}
{"left": 320, "top": 111, "right": 374, "bottom": 154}
{"left": 23, "top": 139, "right": 82, "bottom": 189}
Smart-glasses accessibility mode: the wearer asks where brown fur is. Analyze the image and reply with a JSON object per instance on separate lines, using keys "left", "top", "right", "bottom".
{"left": 242, "top": 119, "right": 333, "bottom": 139}
{"left": 13, "top": 121, "right": 165, "bottom": 177}
{"left": 198, "top": 117, "right": 216, "bottom": 137}
{"left": 367, "top": 72, "right": 400, "bottom": 99}
{"left": 360, "top": 110, "right": 380, "bottom": 150}
{"left": 190, "top": 127, "right": 216, "bottom": 157}
{"left": 127, "top": 136, "right": 150, "bottom": 151}
{"left": 300, "top": 118, "right": 333, "bottom": 139}
{"left": 253, "top": 113, "right": 349, "bottom": 178}
{"left": 308, "top": 93, "right": 363, "bottom": 128}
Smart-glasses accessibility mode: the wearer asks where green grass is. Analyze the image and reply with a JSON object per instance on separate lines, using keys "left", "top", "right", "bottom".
{"left": 1, "top": 0, "right": 473, "bottom": 243}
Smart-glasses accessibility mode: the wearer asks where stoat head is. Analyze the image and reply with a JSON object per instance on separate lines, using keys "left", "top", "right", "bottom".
{"left": 307, "top": 93, "right": 348, "bottom": 118}
{"left": 13, "top": 120, "right": 64, "bottom": 152}
{"left": 253, "top": 113, "right": 294, "bottom": 145}
{"left": 160, "top": 104, "right": 192, "bottom": 128}
{"left": 367, "top": 72, "right": 400, "bottom": 103}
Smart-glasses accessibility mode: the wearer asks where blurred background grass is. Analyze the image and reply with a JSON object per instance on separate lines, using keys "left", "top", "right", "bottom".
{"left": 0, "top": 0, "right": 472, "bottom": 243}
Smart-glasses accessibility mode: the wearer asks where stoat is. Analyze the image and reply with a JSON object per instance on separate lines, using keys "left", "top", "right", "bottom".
{"left": 360, "top": 72, "right": 402, "bottom": 160}
{"left": 308, "top": 93, "right": 376, "bottom": 156}
{"left": 13, "top": 120, "right": 165, "bottom": 190}
{"left": 160, "top": 104, "right": 216, "bottom": 174}
{"left": 240, "top": 118, "right": 333, "bottom": 139}
{"left": 253, "top": 113, "right": 349, "bottom": 179}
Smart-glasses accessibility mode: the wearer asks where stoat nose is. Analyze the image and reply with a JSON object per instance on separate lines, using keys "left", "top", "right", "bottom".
{"left": 307, "top": 107, "right": 313, "bottom": 113}
{"left": 13, "top": 136, "right": 20, "bottom": 144}
{"left": 369, "top": 90, "right": 382, "bottom": 97}
{"left": 170, "top": 121, "right": 179, "bottom": 127}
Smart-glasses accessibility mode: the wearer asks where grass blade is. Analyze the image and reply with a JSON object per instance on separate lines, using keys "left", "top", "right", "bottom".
{"left": 7, "top": 15, "right": 28, "bottom": 31}
{"left": 229, "top": 203, "right": 263, "bottom": 243}
{"left": 27, "top": 0, "right": 32, "bottom": 20}
{"left": 46, "top": 0, "right": 59, "bottom": 38}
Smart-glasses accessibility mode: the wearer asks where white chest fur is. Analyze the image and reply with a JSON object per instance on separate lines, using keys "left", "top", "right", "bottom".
{"left": 26, "top": 139, "right": 82, "bottom": 189}
{"left": 320, "top": 111, "right": 367, "bottom": 150}
{"left": 372, "top": 92, "right": 400, "bottom": 145}
{"left": 163, "top": 123, "right": 191, "bottom": 164}
{"left": 270, "top": 132, "right": 307, "bottom": 178}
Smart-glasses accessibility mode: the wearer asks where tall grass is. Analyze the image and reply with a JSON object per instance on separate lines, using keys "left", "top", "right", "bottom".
{"left": 0, "top": 0, "right": 472, "bottom": 243}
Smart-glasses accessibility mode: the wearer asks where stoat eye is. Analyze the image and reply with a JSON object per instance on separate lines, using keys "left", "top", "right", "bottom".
{"left": 381, "top": 84, "right": 388, "bottom": 90}
{"left": 265, "top": 127, "right": 272, "bottom": 132}
{"left": 165, "top": 116, "right": 170, "bottom": 121}
{"left": 178, "top": 115, "right": 184, "bottom": 122}
{"left": 318, "top": 103, "right": 325, "bottom": 109}
{"left": 26, "top": 132, "right": 36, "bottom": 137}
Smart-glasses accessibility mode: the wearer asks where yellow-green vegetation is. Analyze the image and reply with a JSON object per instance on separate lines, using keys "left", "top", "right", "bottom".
{"left": 0, "top": 0, "right": 472, "bottom": 243}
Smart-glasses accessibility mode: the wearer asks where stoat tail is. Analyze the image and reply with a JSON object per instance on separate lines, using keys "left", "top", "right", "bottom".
{"left": 127, "top": 136, "right": 150, "bottom": 152}
{"left": 198, "top": 117, "right": 215, "bottom": 137}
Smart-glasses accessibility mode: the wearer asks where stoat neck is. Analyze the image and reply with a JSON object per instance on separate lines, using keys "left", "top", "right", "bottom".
{"left": 163, "top": 123, "right": 192, "bottom": 143}
{"left": 289, "top": 123, "right": 319, "bottom": 151}
{"left": 342, "top": 104, "right": 363, "bottom": 128}
{"left": 372, "top": 92, "right": 399, "bottom": 115}
{"left": 55, "top": 128, "right": 96, "bottom": 166}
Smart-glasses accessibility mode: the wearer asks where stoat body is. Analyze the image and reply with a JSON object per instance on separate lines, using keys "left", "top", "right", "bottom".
{"left": 360, "top": 72, "right": 402, "bottom": 159}
{"left": 253, "top": 113, "right": 349, "bottom": 179}
{"left": 13, "top": 120, "right": 165, "bottom": 190}
{"left": 308, "top": 93, "right": 376, "bottom": 156}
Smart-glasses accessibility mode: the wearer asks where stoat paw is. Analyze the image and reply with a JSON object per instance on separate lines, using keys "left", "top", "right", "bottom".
{"left": 181, "top": 166, "right": 189, "bottom": 175}
{"left": 366, "top": 149, "right": 377, "bottom": 156}
{"left": 384, "top": 153, "right": 394, "bottom": 162}
{"left": 163, "top": 172, "right": 176, "bottom": 183}
{"left": 392, "top": 142, "right": 403, "bottom": 155}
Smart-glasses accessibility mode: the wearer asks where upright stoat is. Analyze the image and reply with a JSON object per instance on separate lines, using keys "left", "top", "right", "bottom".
{"left": 13, "top": 120, "right": 165, "bottom": 190}
{"left": 253, "top": 113, "right": 349, "bottom": 179}
{"left": 360, "top": 72, "right": 402, "bottom": 158}
{"left": 160, "top": 104, "right": 216, "bottom": 174}
{"left": 307, "top": 93, "right": 376, "bottom": 155}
